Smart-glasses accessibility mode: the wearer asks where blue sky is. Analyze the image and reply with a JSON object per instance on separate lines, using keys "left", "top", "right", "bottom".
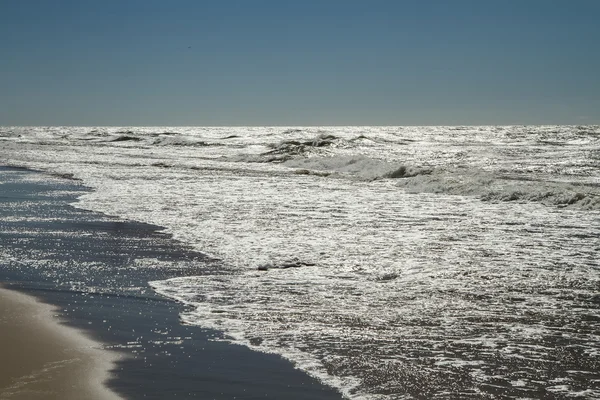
{"left": 1, "top": 0, "right": 598, "bottom": 125}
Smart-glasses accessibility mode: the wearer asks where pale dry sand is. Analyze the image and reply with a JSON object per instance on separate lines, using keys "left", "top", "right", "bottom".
{"left": 0, "top": 287, "right": 123, "bottom": 400}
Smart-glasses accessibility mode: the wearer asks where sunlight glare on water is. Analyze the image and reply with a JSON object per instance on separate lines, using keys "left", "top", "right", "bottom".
{"left": 0, "top": 125, "right": 599, "bottom": 399}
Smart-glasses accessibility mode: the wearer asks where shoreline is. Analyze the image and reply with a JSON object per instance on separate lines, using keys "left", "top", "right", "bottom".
{"left": 0, "top": 286, "right": 122, "bottom": 400}
{"left": 0, "top": 165, "right": 344, "bottom": 399}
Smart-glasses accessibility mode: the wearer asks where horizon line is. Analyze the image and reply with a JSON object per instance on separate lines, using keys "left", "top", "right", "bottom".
{"left": 2, "top": 123, "right": 599, "bottom": 128}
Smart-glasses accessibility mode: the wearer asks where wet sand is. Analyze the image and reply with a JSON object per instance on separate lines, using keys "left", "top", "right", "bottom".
{"left": 0, "top": 287, "right": 121, "bottom": 400}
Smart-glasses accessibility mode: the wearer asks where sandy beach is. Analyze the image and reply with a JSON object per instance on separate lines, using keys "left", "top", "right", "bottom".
{"left": 0, "top": 287, "right": 121, "bottom": 400}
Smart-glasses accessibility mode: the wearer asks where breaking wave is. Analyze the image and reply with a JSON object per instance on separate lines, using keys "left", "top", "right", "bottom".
{"left": 227, "top": 134, "right": 355, "bottom": 163}
{"left": 396, "top": 170, "right": 600, "bottom": 209}
{"left": 284, "top": 155, "right": 432, "bottom": 180}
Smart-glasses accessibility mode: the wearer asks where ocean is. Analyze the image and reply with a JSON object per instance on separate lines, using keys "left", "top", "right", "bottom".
{"left": 1, "top": 125, "right": 599, "bottom": 399}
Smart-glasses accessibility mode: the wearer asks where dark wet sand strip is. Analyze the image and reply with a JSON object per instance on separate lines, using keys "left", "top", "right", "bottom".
{"left": 0, "top": 287, "right": 121, "bottom": 400}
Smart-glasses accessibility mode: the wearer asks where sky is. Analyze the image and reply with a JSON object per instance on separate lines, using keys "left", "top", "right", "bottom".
{"left": 0, "top": 0, "right": 599, "bottom": 126}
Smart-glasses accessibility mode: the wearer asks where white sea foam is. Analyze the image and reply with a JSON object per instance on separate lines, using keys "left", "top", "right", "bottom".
{"left": 1, "top": 125, "right": 599, "bottom": 399}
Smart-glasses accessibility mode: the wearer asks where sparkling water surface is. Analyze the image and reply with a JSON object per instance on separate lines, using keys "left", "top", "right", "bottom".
{"left": 1, "top": 125, "right": 599, "bottom": 399}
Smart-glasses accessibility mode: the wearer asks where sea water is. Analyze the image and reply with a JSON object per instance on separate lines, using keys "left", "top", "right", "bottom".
{"left": 1, "top": 125, "right": 599, "bottom": 399}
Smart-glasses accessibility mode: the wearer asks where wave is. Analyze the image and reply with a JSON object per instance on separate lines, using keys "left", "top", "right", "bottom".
{"left": 225, "top": 134, "right": 347, "bottom": 163}
{"left": 283, "top": 155, "right": 432, "bottom": 181}
{"left": 396, "top": 170, "right": 600, "bottom": 209}
{"left": 151, "top": 136, "right": 212, "bottom": 147}
{"left": 0, "top": 128, "right": 23, "bottom": 138}
{"left": 99, "top": 132, "right": 220, "bottom": 148}
{"left": 263, "top": 134, "right": 339, "bottom": 157}
{"left": 111, "top": 135, "right": 142, "bottom": 142}
{"left": 281, "top": 153, "right": 600, "bottom": 209}
{"left": 281, "top": 128, "right": 304, "bottom": 134}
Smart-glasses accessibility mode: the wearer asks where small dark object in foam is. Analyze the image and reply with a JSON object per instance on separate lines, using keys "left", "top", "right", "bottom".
{"left": 249, "top": 337, "right": 264, "bottom": 346}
